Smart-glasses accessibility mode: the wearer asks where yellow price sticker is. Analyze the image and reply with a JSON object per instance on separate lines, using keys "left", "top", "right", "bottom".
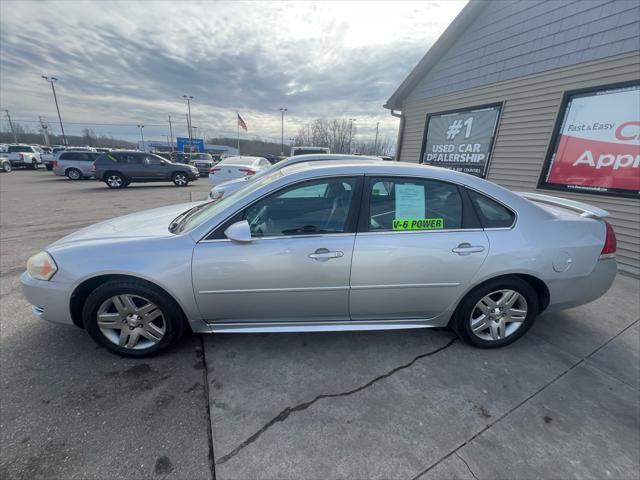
{"left": 392, "top": 218, "right": 444, "bottom": 230}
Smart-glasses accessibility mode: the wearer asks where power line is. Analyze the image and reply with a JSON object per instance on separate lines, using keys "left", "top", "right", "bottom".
{"left": 11, "top": 119, "right": 168, "bottom": 127}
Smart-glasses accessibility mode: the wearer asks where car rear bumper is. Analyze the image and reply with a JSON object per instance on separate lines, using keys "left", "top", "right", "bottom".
{"left": 545, "top": 257, "right": 617, "bottom": 312}
{"left": 21, "top": 272, "right": 74, "bottom": 325}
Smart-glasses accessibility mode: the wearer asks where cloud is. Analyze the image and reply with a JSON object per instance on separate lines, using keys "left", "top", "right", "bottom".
{"left": 0, "top": 0, "right": 466, "bottom": 143}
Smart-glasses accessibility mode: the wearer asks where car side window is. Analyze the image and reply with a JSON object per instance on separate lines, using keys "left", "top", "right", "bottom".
{"left": 467, "top": 189, "right": 515, "bottom": 228}
{"left": 368, "top": 177, "right": 462, "bottom": 231}
{"left": 145, "top": 154, "right": 163, "bottom": 165}
{"left": 243, "top": 177, "right": 358, "bottom": 237}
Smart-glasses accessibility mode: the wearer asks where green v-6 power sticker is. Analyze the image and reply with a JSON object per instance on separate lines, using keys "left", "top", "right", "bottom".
{"left": 392, "top": 218, "right": 444, "bottom": 230}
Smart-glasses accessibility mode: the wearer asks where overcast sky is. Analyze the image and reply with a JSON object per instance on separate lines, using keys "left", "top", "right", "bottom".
{"left": 1, "top": 0, "right": 466, "bottom": 145}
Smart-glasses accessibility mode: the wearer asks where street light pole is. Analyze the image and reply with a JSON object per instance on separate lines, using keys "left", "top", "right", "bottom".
{"left": 42, "top": 76, "right": 68, "bottom": 146}
{"left": 183, "top": 95, "right": 194, "bottom": 150}
{"left": 137, "top": 124, "right": 145, "bottom": 150}
{"left": 168, "top": 115, "right": 174, "bottom": 151}
{"left": 279, "top": 107, "right": 287, "bottom": 155}
{"left": 348, "top": 118, "right": 356, "bottom": 154}
{"left": 374, "top": 121, "right": 379, "bottom": 155}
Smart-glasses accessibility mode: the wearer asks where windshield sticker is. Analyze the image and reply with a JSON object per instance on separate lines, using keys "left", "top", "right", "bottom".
{"left": 395, "top": 184, "right": 425, "bottom": 219}
{"left": 393, "top": 218, "right": 444, "bottom": 230}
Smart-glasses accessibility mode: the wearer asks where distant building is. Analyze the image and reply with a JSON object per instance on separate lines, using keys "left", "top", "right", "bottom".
{"left": 385, "top": 0, "right": 640, "bottom": 275}
{"left": 138, "top": 140, "right": 238, "bottom": 156}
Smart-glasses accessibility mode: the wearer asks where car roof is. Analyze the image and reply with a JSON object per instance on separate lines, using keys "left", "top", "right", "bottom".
{"left": 220, "top": 156, "right": 266, "bottom": 161}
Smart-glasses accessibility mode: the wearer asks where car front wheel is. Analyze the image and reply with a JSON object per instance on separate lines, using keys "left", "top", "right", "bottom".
{"left": 451, "top": 276, "right": 539, "bottom": 348}
{"left": 105, "top": 173, "right": 127, "bottom": 189}
{"left": 82, "top": 280, "right": 186, "bottom": 357}
{"left": 2, "top": 162, "right": 11, "bottom": 172}
{"left": 172, "top": 172, "right": 189, "bottom": 186}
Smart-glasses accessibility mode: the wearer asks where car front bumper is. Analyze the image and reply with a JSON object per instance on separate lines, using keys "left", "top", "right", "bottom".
{"left": 21, "top": 272, "right": 75, "bottom": 326}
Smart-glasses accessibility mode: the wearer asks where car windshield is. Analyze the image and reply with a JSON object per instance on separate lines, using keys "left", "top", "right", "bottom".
{"left": 175, "top": 170, "right": 283, "bottom": 233}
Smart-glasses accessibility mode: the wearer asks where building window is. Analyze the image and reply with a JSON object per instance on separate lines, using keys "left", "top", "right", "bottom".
{"left": 539, "top": 81, "right": 639, "bottom": 198}
{"left": 419, "top": 103, "right": 502, "bottom": 178}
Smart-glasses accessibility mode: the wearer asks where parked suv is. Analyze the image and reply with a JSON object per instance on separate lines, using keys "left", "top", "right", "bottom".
{"left": 93, "top": 151, "right": 199, "bottom": 188}
{"left": 53, "top": 151, "right": 102, "bottom": 180}
{"left": 188, "top": 152, "right": 216, "bottom": 176}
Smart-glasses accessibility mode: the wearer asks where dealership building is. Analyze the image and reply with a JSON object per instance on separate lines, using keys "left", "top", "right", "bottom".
{"left": 385, "top": 0, "right": 639, "bottom": 275}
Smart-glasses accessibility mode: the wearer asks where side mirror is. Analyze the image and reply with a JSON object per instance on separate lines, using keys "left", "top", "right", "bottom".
{"left": 224, "top": 220, "right": 252, "bottom": 243}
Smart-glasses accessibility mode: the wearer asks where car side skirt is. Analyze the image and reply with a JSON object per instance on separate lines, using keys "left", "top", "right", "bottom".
{"left": 191, "top": 317, "right": 449, "bottom": 333}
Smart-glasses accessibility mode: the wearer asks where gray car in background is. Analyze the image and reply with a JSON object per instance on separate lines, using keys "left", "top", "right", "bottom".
{"left": 21, "top": 160, "right": 617, "bottom": 357}
{"left": 53, "top": 151, "right": 102, "bottom": 180}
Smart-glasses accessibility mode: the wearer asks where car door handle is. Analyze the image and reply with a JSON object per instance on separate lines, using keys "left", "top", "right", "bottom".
{"left": 308, "top": 248, "right": 344, "bottom": 261}
{"left": 452, "top": 243, "right": 485, "bottom": 255}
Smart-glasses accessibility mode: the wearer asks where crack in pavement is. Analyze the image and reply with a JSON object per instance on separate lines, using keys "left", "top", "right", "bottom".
{"left": 456, "top": 452, "right": 479, "bottom": 480}
{"left": 215, "top": 336, "right": 457, "bottom": 465}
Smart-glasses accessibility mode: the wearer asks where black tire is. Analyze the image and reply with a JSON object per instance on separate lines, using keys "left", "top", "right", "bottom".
{"left": 82, "top": 279, "right": 187, "bottom": 357}
{"left": 45, "top": 164, "right": 53, "bottom": 171}
{"left": 2, "top": 162, "right": 11, "bottom": 172}
{"left": 451, "top": 276, "right": 539, "bottom": 348}
{"left": 104, "top": 172, "right": 127, "bottom": 189}
{"left": 66, "top": 168, "right": 82, "bottom": 180}
{"left": 172, "top": 171, "right": 189, "bottom": 187}
{"left": 31, "top": 159, "right": 39, "bottom": 170}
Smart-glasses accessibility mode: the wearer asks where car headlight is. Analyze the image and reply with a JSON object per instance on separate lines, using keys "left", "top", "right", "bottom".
{"left": 27, "top": 251, "right": 57, "bottom": 281}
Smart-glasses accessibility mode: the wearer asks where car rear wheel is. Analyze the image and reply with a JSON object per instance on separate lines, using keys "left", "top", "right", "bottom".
{"left": 172, "top": 172, "right": 189, "bottom": 186}
{"left": 451, "top": 276, "right": 539, "bottom": 348}
{"left": 31, "top": 159, "right": 39, "bottom": 170}
{"left": 82, "top": 280, "right": 186, "bottom": 357}
{"left": 66, "top": 168, "right": 82, "bottom": 180}
{"left": 2, "top": 162, "right": 11, "bottom": 172}
{"left": 105, "top": 173, "right": 127, "bottom": 189}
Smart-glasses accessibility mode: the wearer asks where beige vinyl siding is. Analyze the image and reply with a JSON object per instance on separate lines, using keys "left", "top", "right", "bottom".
{"left": 399, "top": 52, "right": 640, "bottom": 275}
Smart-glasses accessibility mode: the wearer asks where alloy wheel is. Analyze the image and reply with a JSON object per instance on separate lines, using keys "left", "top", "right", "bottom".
{"left": 469, "top": 289, "right": 528, "bottom": 341}
{"left": 96, "top": 294, "right": 166, "bottom": 350}
{"left": 68, "top": 169, "right": 81, "bottom": 180}
{"left": 107, "top": 175, "right": 123, "bottom": 188}
{"left": 174, "top": 173, "right": 187, "bottom": 186}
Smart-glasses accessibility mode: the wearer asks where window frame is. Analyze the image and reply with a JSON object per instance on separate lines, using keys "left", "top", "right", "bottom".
{"left": 357, "top": 175, "right": 482, "bottom": 234}
{"left": 205, "top": 174, "right": 365, "bottom": 240}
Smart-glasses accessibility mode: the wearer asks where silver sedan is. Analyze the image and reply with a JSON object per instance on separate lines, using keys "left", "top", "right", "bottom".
{"left": 21, "top": 160, "right": 617, "bottom": 356}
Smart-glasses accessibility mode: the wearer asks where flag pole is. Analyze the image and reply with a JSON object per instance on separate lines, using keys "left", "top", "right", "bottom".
{"left": 237, "top": 113, "right": 240, "bottom": 155}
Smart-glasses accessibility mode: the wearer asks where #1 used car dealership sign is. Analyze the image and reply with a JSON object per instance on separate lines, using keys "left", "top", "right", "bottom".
{"left": 540, "top": 82, "right": 639, "bottom": 198}
{"left": 420, "top": 104, "right": 501, "bottom": 178}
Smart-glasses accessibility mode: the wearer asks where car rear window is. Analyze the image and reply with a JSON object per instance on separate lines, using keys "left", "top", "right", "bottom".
{"left": 368, "top": 177, "right": 463, "bottom": 231}
{"left": 218, "top": 157, "right": 256, "bottom": 166}
{"left": 467, "top": 189, "right": 516, "bottom": 228}
{"left": 7, "top": 146, "right": 32, "bottom": 153}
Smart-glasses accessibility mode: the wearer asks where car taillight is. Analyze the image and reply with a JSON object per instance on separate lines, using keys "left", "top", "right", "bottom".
{"left": 209, "top": 167, "right": 221, "bottom": 174}
{"left": 19, "top": 153, "right": 24, "bottom": 160}
{"left": 52, "top": 160, "right": 58, "bottom": 168}
{"left": 600, "top": 221, "right": 616, "bottom": 258}
{"left": 239, "top": 168, "right": 256, "bottom": 176}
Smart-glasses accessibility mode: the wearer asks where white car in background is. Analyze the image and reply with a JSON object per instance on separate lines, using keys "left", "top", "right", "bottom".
{"left": 209, "top": 154, "right": 382, "bottom": 200}
{"left": 208, "top": 156, "right": 271, "bottom": 186}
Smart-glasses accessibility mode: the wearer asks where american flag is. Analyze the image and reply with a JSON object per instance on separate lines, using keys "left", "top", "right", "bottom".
{"left": 237, "top": 113, "right": 247, "bottom": 131}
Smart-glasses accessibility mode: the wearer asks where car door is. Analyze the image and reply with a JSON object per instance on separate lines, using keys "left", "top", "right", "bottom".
{"left": 143, "top": 154, "right": 167, "bottom": 180}
{"left": 192, "top": 176, "right": 363, "bottom": 323}
{"left": 349, "top": 176, "right": 489, "bottom": 321}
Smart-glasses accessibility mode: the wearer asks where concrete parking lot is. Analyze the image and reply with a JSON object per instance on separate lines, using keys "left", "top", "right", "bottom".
{"left": 1, "top": 170, "right": 638, "bottom": 480}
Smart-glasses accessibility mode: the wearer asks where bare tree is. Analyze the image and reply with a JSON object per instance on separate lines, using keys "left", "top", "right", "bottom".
{"left": 293, "top": 118, "right": 355, "bottom": 154}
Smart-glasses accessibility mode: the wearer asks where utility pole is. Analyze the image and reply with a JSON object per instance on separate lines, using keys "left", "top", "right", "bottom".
{"left": 279, "top": 107, "right": 287, "bottom": 155}
{"left": 5, "top": 109, "right": 17, "bottom": 143}
{"left": 164, "top": 134, "right": 171, "bottom": 151}
{"left": 137, "top": 124, "right": 145, "bottom": 150}
{"left": 168, "top": 115, "right": 174, "bottom": 151}
{"left": 41, "top": 76, "right": 68, "bottom": 146}
{"left": 183, "top": 95, "right": 193, "bottom": 150}
{"left": 348, "top": 118, "right": 356, "bottom": 154}
{"left": 374, "top": 121, "right": 379, "bottom": 155}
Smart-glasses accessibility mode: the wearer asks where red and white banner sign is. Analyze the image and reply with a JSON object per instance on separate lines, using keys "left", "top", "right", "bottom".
{"left": 542, "top": 84, "right": 639, "bottom": 197}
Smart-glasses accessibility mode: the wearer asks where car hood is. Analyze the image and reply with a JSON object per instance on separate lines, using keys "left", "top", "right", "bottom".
{"left": 49, "top": 202, "right": 201, "bottom": 247}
